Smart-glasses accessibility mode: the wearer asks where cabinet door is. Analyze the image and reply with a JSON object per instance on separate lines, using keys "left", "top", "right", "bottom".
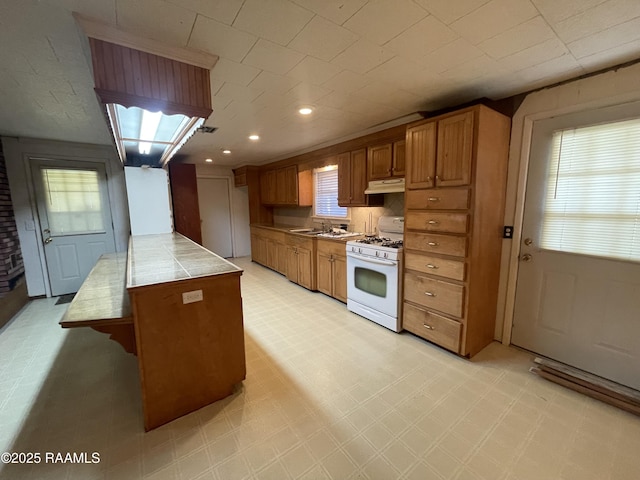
{"left": 283, "top": 165, "right": 299, "bottom": 205}
{"left": 436, "top": 111, "right": 473, "bottom": 187}
{"left": 275, "top": 168, "right": 288, "bottom": 204}
{"left": 350, "top": 149, "right": 367, "bottom": 205}
{"left": 297, "top": 247, "right": 313, "bottom": 289}
{"left": 367, "top": 144, "right": 392, "bottom": 180}
{"left": 406, "top": 122, "right": 436, "bottom": 189}
{"left": 277, "top": 242, "right": 288, "bottom": 275}
{"left": 260, "top": 170, "right": 277, "bottom": 204}
{"left": 393, "top": 140, "right": 406, "bottom": 177}
{"left": 286, "top": 247, "right": 298, "bottom": 283}
{"left": 333, "top": 255, "right": 347, "bottom": 303}
{"left": 266, "top": 239, "right": 278, "bottom": 270}
{"left": 317, "top": 252, "right": 333, "bottom": 296}
{"left": 255, "top": 236, "right": 267, "bottom": 265}
{"left": 337, "top": 153, "right": 351, "bottom": 206}
{"left": 250, "top": 234, "right": 259, "bottom": 263}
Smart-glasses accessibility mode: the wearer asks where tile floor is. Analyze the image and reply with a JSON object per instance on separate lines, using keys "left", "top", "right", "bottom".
{"left": 1, "top": 257, "right": 639, "bottom": 480}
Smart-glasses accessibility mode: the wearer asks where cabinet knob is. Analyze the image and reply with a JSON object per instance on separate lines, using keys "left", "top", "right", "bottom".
{"left": 423, "top": 324, "right": 434, "bottom": 330}
{"left": 427, "top": 242, "right": 439, "bottom": 246}
{"left": 427, "top": 220, "right": 439, "bottom": 225}
{"left": 428, "top": 197, "right": 439, "bottom": 202}
{"left": 424, "top": 291, "right": 436, "bottom": 297}
{"left": 426, "top": 264, "right": 438, "bottom": 269}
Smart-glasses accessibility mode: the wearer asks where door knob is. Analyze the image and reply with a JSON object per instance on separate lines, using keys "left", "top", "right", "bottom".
{"left": 44, "top": 237, "right": 53, "bottom": 244}
{"left": 524, "top": 238, "right": 533, "bottom": 246}
{"left": 520, "top": 253, "right": 532, "bottom": 262}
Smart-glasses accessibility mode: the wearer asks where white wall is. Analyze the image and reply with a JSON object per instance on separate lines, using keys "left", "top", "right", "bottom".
{"left": 2, "top": 137, "right": 129, "bottom": 297}
{"left": 194, "top": 164, "right": 251, "bottom": 257}
{"left": 496, "top": 61, "right": 640, "bottom": 342}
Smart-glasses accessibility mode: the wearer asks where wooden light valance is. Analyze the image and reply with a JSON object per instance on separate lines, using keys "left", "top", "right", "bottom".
{"left": 88, "top": 38, "right": 213, "bottom": 118}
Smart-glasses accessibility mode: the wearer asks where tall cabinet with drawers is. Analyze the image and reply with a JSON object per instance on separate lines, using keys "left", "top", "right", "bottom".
{"left": 402, "top": 105, "right": 510, "bottom": 357}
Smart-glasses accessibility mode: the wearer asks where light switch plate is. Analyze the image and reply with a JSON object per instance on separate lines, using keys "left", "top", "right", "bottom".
{"left": 182, "top": 289, "right": 203, "bottom": 304}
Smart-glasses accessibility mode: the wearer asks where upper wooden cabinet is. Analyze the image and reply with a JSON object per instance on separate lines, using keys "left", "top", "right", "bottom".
{"left": 338, "top": 149, "right": 383, "bottom": 207}
{"left": 405, "top": 111, "right": 474, "bottom": 189}
{"left": 367, "top": 140, "right": 406, "bottom": 181}
{"left": 232, "top": 166, "right": 248, "bottom": 187}
{"left": 260, "top": 165, "right": 311, "bottom": 206}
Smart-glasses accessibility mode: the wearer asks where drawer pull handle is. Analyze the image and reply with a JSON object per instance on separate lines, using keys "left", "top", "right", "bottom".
{"left": 428, "top": 220, "right": 439, "bottom": 225}
{"left": 427, "top": 242, "right": 439, "bottom": 246}
{"left": 426, "top": 264, "right": 438, "bottom": 269}
{"left": 424, "top": 291, "right": 436, "bottom": 297}
{"left": 428, "top": 197, "right": 439, "bottom": 202}
{"left": 423, "top": 324, "right": 434, "bottom": 330}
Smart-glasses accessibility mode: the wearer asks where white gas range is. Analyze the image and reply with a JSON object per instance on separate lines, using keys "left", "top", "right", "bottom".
{"left": 346, "top": 216, "right": 404, "bottom": 332}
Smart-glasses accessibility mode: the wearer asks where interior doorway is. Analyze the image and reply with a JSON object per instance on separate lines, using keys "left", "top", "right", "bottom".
{"left": 196, "top": 176, "right": 234, "bottom": 258}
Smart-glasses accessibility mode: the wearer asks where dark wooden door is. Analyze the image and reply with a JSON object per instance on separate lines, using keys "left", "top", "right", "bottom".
{"left": 169, "top": 163, "right": 202, "bottom": 244}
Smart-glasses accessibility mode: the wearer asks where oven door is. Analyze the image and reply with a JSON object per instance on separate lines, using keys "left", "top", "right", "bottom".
{"left": 346, "top": 252, "right": 398, "bottom": 317}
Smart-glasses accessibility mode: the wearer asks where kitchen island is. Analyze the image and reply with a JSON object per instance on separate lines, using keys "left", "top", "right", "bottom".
{"left": 60, "top": 233, "right": 246, "bottom": 431}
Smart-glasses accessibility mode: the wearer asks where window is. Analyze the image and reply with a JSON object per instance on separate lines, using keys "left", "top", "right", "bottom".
{"left": 540, "top": 117, "right": 640, "bottom": 262}
{"left": 314, "top": 165, "right": 347, "bottom": 219}
{"left": 41, "top": 168, "right": 105, "bottom": 235}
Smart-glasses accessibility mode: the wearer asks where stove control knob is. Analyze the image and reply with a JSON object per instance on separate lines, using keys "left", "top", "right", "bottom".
{"left": 375, "top": 251, "right": 379, "bottom": 257}
{"left": 358, "top": 247, "right": 362, "bottom": 254}
{"left": 384, "top": 252, "right": 388, "bottom": 258}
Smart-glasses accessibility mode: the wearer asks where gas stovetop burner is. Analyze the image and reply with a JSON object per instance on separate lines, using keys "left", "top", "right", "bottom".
{"left": 355, "top": 237, "right": 403, "bottom": 248}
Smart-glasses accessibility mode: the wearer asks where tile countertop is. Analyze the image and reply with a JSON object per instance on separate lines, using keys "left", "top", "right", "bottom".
{"left": 127, "top": 233, "right": 243, "bottom": 289}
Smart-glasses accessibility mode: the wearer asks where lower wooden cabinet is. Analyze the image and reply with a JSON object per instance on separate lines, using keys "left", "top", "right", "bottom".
{"left": 286, "top": 244, "right": 314, "bottom": 290}
{"left": 316, "top": 239, "right": 347, "bottom": 303}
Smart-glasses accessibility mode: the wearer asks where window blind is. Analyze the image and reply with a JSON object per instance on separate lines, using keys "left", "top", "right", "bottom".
{"left": 540, "top": 117, "right": 640, "bottom": 262}
{"left": 314, "top": 166, "right": 347, "bottom": 218}
{"left": 42, "top": 168, "right": 105, "bottom": 235}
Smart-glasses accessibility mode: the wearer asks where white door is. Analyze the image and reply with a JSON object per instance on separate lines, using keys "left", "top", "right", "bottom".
{"left": 511, "top": 106, "right": 640, "bottom": 390}
{"left": 197, "top": 177, "right": 233, "bottom": 258}
{"left": 31, "top": 159, "right": 117, "bottom": 296}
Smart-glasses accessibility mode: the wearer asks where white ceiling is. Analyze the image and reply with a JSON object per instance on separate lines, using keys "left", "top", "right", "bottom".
{"left": 1, "top": 0, "right": 640, "bottom": 167}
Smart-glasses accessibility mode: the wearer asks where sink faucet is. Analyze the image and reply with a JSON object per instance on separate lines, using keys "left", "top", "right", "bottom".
{"left": 321, "top": 220, "right": 332, "bottom": 232}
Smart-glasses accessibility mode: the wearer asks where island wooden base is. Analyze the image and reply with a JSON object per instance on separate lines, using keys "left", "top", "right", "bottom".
{"left": 130, "top": 273, "right": 246, "bottom": 431}
{"left": 91, "top": 324, "right": 137, "bottom": 355}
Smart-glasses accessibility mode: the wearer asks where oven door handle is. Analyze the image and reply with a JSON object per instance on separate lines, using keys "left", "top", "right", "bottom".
{"left": 347, "top": 252, "right": 397, "bottom": 266}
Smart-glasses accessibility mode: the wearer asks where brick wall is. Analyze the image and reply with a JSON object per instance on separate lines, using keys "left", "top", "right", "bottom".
{"left": 0, "top": 141, "right": 24, "bottom": 298}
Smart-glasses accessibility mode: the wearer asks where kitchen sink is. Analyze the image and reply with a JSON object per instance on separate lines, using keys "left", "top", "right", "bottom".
{"left": 317, "top": 232, "right": 362, "bottom": 238}
{"left": 289, "top": 228, "right": 323, "bottom": 235}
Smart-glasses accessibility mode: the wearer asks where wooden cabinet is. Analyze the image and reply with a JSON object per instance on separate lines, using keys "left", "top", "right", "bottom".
{"left": 316, "top": 239, "right": 348, "bottom": 303}
{"left": 286, "top": 235, "right": 316, "bottom": 290}
{"left": 338, "top": 149, "right": 383, "bottom": 207}
{"left": 405, "top": 111, "right": 474, "bottom": 190}
{"left": 403, "top": 105, "right": 510, "bottom": 358}
{"left": 260, "top": 166, "right": 312, "bottom": 206}
{"left": 367, "top": 140, "right": 406, "bottom": 180}
{"left": 250, "top": 226, "right": 285, "bottom": 271}
{"left": 233, "top": 166, "right": 248, "bottom": 187}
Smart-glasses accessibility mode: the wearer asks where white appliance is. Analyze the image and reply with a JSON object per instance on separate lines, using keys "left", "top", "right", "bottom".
{"left": 346, "top": 216, "right": 404, "bottom": 332}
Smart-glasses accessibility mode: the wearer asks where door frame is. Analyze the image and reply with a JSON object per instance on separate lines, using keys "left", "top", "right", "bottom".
{"left": 25, "top": 154, "right": 118, "bottom": 297}
{"left": 195, "top": 174, "right": 236, "bottom": 258}
{"left": 500, "top": 95, "right": 640, "bottom": 346}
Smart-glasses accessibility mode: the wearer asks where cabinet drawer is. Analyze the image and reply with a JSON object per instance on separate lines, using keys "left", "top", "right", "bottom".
{"left": 286, "top": 234, "right": 313, "bottom": 248}
{"left": 404, "top": 232, "right": 467, "bottom": 257}
{"left": 403, "top": 302, "right": 461, "bottom": 353}
{"left": 405, "top": 189, "right": 469, "bottom": 210}
{"left": 404, "top": 252, "right": 465, "bottom": 281}
{"left": 317, "top": 238, "right": 347, "bottom": 258}
{"left": 406, "top": 213, "right": 468, "bottom": 233}
{"left": 404, "top": 271, "right": 464, "bottom": 318}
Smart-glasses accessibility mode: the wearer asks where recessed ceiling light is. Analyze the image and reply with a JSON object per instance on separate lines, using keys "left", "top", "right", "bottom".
{"left": 205, "top": 158, "right": 213, "bottom": 163}
{"left": 222, "top": 149, "right": 231, "bottom": 154}
{"left": 298, "top": 106, "right": 314, "bottom": 115}
{"left": 249, "top": 134, "right": 260, "bottom": 141}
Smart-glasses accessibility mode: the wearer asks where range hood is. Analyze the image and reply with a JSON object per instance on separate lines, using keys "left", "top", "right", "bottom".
{"left": 364, "top": 178, "right": 405, "bottom": 194}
